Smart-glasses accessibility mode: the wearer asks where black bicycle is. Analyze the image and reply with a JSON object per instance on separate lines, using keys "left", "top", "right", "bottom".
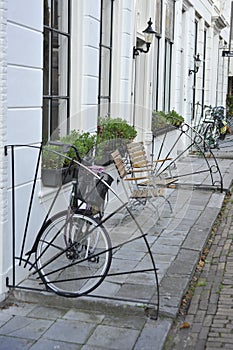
{"left": 202, "top": 106, "right": 227, "bottom": 150}
{"left": 194, "top": 104, "right": 228, "bottom": 151}
{"left": 34, "top": 143, "right": 114, "bottom": 297}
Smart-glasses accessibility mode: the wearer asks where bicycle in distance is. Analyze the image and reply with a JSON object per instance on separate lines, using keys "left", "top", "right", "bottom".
{"left": 193, "top": 103, "right": 231, "bottom": 151}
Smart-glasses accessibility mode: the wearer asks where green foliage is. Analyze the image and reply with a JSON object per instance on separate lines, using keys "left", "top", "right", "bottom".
{"left": 152, "top": 110, "right": 184, "bottom": 131}
{"left": 166, "top": 110, "right": 184, "bottom": 126}
{"left": 62, "top": 130, "right": 96, "bottom": 165}
{"left": 42, "top": 117, "right": 136, "bottom": 168}
{"left": 152, "top": 111, "right": 168, "bottom": 130}
{"left": 42, "top": 130, "right": 96, "bottom": 169}
{"left": 97, "top": 116, "right": 137, "bottom": 142}
{"left": 95, "top": 116, "right": 137, "bottom": 165}
{"left": 42, "top": 145, "right": 64, "bottom": 169}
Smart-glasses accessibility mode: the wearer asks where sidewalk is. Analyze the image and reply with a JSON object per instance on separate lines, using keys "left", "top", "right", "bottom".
{"left": 0, "top": 135, "right": 233, "bottom": 350}
{"left": 164, "top": 188, "right": 233, "bottom": 349}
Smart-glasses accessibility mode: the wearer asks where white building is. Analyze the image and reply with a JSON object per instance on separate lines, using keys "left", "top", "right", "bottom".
{"left": 0, "top": 0, "right": 231, "bottom": 297}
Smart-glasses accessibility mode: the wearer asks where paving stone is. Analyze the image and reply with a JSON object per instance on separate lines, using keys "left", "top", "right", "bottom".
{"left": 191, "top": 322, "right": 203, "bottom": 333}
{"left": 29, "top": 338, "right": 81, "bottom": 350}
{"left": 86, "top": 324, "right": 139, "bottom": 349}
{"left": 63, "top": 309, "right": 105, "bottom": 323}
{"left": 0, "top": 335, "right": 34, "bottom": 350}
{"left": 163, "top": 184, "right": 233, "bottom": 349}
{"left": 166, "top": 248, "right": 199, "bottom": 276}
{"left": 102, "top": 313, "right": 146, "bottom": 329}
{"left": 43, "top": 319, "right": 95, "bottom": 344}
{"left": 134, "top": 318, "right": 172, "bottom": 350}
{"left": 0, "top": 315, "right": 53, "bottom": 340}
{"left": 27, "top": 305, "right": 67, "bottom": 320}
{"left": 116, "top": 282, "right": 155, "bottom": 300}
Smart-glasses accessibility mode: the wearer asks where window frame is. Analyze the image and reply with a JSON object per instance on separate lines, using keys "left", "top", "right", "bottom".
{"left": 43, "top": 0, "right": 71, "bottom": 142}
{"left": 98, "top": 0, "right": 114, "bottom": 118}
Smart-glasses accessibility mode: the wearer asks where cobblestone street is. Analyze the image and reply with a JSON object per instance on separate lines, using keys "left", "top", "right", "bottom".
{"left": 164, "top": 190, "right": 233, "bottom": 349}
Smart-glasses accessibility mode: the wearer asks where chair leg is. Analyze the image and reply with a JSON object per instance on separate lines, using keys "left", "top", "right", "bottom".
{"left": 145, "top": 198, "right": 161, "bottom": 222}
{"left": 159, "top": 195, "right": 173, "bottom": 213}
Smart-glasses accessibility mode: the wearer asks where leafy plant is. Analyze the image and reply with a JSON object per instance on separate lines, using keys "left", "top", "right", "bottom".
{"left": 42, "top": 130, "right": 96, "bottom": 169}
{"left": 42, "top": 145, "right": 65, "bottom": 169}
{"left": 62, "top": 130, "right": 96, "bottom": 165}
{"left": 42, "top": 117, "right": 137, "bottom": 168}
{"left": 152, "top": 110, "right": 184, "bottom": 131}
{"left": 166, "top": 110, "right": 184, "bottom": 127}
{"left": 95, "top": 116, "right": 137, "bottom": 165}
{"left": 152, "top": 111, "right": 168, "bottom": 130}
{"left": 97, "top": 116, "right": 137, "bottom": 141}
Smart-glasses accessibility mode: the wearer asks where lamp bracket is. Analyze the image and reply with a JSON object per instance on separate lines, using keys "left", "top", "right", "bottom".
{"left": 188, "top": 66, "right": 199, "bottom": 75}
{"left": 133, "top": 43, "right": 150, "bottom": 59}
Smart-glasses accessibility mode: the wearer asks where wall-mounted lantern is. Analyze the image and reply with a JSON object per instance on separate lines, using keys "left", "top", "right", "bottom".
{"left": 188, "top": 54, "right": 201, "bottom": 75}
{"left": 133, "top": 18, "right": 156, "bottom": 59}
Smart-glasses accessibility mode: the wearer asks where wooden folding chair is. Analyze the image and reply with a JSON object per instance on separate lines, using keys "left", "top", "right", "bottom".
{"left": 126, "top": 141, "right": 176, "bottom": 187}
{"left": 111, "top": 149, "right": 168, "bottom": 220}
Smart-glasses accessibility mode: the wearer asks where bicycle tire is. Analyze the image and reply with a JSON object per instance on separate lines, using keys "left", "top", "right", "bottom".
{"left": 36, "top": 209, "right": 112, "bottom": 297}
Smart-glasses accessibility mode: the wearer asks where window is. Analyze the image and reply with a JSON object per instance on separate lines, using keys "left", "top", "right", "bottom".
{"left": 192, "top": 20, "right": 198, "bottom": 120}
{"left": 152, "top": 0, "right": 163, "bottom": 111}
{"left": 152, "top": 37, "right": 160, "bottom": 111}
{"left": 43, "top": 0, "right": 71, "bottom": 142}
{"left": 163, "top": 40, "right": 172, "bottom": 111}
{"left": 165, "top": 0, "right": 174, "bottom": 41}
{"left": 163, "top": 0, "right": 175, "bottom": 111}
{"left": 201, "top": 28, "right": 207, "bottom": 109}
{"left": 98, "top": 0, "right": 114, "bottom": 117}
{"left": 154, "top": 0, "right": 162, "bottom": 35}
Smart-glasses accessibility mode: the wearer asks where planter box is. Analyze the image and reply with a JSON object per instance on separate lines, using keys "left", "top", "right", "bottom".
{"left": 42, "top": 165, "right": 76, "bottom": 187}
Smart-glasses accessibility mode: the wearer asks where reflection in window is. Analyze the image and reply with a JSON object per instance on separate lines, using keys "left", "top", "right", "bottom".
{"left": 154, "top": 0, "right": 162, "bottom": 35}
{"left": 163, "top": 0, "right": 175, "bottom": 111}
{"left": 98, "top": 0, "right": 114, "bottom": 117}
{"left": 165, "top": 0, "right": 175, "bottom": 41}
{"left": 152, "top": 37, "right": 160, "bottom": 111}
{"left": 43, "top": 0, "right": 70, "bottom": 142}
{"left": 163, "top": 39, "right": 172, "bottom": 112}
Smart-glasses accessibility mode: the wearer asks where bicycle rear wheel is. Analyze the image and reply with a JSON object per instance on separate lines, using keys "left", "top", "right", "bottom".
{"left": 36, "top": 210, "right": 112, "bottom": 297}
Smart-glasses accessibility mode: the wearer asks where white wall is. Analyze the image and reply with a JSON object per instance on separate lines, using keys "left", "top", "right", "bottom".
{"left": 0, "top": 0, "right": 43, "bottom": 295}
{"left": 0, "top": 0, "right": 8, "bottom": 298}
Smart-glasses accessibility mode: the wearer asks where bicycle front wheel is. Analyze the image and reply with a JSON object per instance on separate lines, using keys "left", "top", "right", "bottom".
{"left": 36, "top": 210, "right": 112, "bottom": 297}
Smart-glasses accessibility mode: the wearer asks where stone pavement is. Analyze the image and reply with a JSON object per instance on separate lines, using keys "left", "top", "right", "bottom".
{"left": 0, "top": 135, "right": 233, "bottom": 349}
{"left": 164, "top": 189, "right": 233, "bottom": 349}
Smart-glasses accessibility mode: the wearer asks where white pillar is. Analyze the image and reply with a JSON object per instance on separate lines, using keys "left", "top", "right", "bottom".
{"left": 0, "top": 0, "right": 8, "bottom": 297}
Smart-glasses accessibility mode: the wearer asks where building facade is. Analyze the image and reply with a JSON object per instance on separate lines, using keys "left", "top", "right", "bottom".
{"left": 0, "top": 0, "right": 231, "bottom": 296}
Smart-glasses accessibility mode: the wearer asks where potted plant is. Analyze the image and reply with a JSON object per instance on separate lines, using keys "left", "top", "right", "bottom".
{"left": 95, "top": 116, "right": 137, "bottom": 165}
{"left": 152, "top": 110, "right": 184, "bottom": 136}
{"left": 41, "top": 130, "right": 96, "bottom": 187}
{"left": 152, "top": 111, "right": 170, "bottom": 136}
{"left": 165, "top": 110, "right": 184, "bottom": 128}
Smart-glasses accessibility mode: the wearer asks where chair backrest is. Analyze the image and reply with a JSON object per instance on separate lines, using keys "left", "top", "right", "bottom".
{"left": 111, "top": 150, "right": 128, "bottom": 179}
{"left": 127, "top": 142, "right": 150, "bottom": 169}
